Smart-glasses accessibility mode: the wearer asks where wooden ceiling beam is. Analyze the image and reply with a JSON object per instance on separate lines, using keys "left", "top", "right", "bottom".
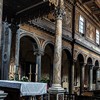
{"left": 93, "top": 9, "right": 100, "bottom": 14}
{"left": 16, "top": 0, "right": 48, "bottom": 15}
{"left": 95, "top": 0, "right": 100, "bottom": 8}
{"left": 82, "top": 0, "right": 94, "bottom": 4}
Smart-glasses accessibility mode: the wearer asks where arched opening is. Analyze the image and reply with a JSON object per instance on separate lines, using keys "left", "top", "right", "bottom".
{"left": 93, "top": 60, "right": 99, "bottom": 84}
{"left": 41, "top": 43, "right": 54, "bottom": 87}
{"left": 62, "top": 49, "right": 71, "bottom": 92}
{"left": 74, "top": 54, "right": 84, "bottom": 95}
{"left": 85, "top": 57, "right": 92, "bottom": 90}
{"left": 19, "top": 36, "right": 38, "bottom": 82}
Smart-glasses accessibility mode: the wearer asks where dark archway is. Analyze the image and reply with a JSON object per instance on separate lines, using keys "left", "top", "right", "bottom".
{"left": 93, "top": 60, "right": 99, "bottom": 84}
{"left": 19, "top": 36, "right": 38, "bottom": 82}
{"left": 41, "top": 43, "right": 54, "bottom": 87}
{"left": 62, "top": 49, "right": 71, "bottom": 92}
{"left": 85, "top": 57, "right": 93, "bottom": 90}
{"left": 74, "top": 54, "right": 84, "bottom": 95}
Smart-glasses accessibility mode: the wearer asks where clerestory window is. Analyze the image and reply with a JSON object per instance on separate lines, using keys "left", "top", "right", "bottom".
{"left": 96, "top": 29, "right": 100, "bottom": 45}
{"left": 79, "top": 15, "right": 85, "bottom": 34}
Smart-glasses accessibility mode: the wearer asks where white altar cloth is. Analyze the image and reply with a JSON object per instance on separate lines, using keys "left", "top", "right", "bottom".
{"left": 0, "top": 80, "right": 47, "bottom": 96}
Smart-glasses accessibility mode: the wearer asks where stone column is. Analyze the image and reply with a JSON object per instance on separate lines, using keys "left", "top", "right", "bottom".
{"left": 69, "top": 60, "right": 75, "bottom": 94}
{"left": 48, "top": 3, "right": 65, "bottom": 100}
{"left": 89, "top": 65, "right": 93, "bottom": 90}
{"left": 0, "top": 90, "right": 7, "bottom": 100}
{"left": 8, "top": 24, "right": 19, "bottom": 80}
{"left": 50, "top": 9, "right": 63, "bottom": 89}
{"left": 96, "top": 68, "right": 100, "bottom": 90}
{"left": 80, "top": 63, "right": 85, "bottom": 95}
{"left": 34, "top": 50, "right": 43, "bottom": 82}
{"left": 2, "top": 22, "right": 12, "bottom": 80}
{"left": 0, "top": 0, "right": 3, "bottom": 79}
{"left": 15, "top": 27, "right": 20, "bottom": 80}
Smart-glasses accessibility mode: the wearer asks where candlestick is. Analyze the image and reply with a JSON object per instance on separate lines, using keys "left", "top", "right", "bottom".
{"left": 29, "top": 64, "right": 32, "bottom": 81}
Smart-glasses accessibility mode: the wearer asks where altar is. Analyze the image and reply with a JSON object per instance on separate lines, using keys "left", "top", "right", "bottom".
{"left": 0, "top": 80, "right": 47, "bottom": 100}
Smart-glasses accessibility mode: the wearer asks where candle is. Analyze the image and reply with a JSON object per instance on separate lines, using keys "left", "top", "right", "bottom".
{"left": 9, "top": 65, "right": 11, "bottom": 73}
{"left": 29, "top": 64, "right": 32, "bottom": 81}
{"left": 30, "top": 65, "right": 32, "bottom": 73}
{"left": 35, "top": 64, "right": 38, "bottom": 82}
{"left": 14, "top": 65, "right": 16, "bottom": 73}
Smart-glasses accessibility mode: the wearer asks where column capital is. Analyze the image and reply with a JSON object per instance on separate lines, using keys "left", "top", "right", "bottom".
{"left": 87, "top": 64, "right": 94, "bottom": 69}
{"left": 55, "top": 7, "right": 65, "bottom": 20}
{"left": 9, "top": 23, "right": 20, "bottom": 33}
{"left": 34, "top": 49, "right": 44, "bottom": 56}
{"left": 79, "top": 62, "right": 87, "bottom": 67}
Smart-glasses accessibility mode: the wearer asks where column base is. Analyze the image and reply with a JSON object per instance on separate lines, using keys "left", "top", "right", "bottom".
{"left": 0, "top": 90, "right": 8, "bottom": 100}
{"left": 48, "top": 84, "right": 65, "bottom": 93}
{"left": 48, "top": 84, "right": 65, "bottom": 100}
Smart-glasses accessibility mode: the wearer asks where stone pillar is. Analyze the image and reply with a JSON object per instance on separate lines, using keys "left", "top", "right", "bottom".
{"left": 34, "top": 50, "right": 43, "bottom": 82}
{"left": 89, "top": 65, "right": 93, "bottom": 90}
{"left": 96, "top": 68, "right": 100, "bottom": 90}
{"left": 80, "top": 63, "right": 85, "bottom": 95}
{"left": 69, "top": 60, "right": 75, "bottom": 94}
{"left": 2, "top": 22, "right": 12, "bottom": 80}
{"left": 0, "top": 0, "right": 3, "bottom": 79}
{"left": 0, "top": 90, "right": 7, "bottom": 100}
{"left": 8, "top": 24, "right": 19, "bottom": 80}
{"left": 48, "top": 3, "right": 65, "bottom": 100}
{"left": 15, "top": 27, "right": 20, "bottom": 80}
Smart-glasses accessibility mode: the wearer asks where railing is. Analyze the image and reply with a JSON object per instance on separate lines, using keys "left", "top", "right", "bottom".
{"left": 75, "top": 96, "right": 100, "bottom": 100}
{"left": 35, "top": 93, "right": 100, "bottom": 100}
{"left": 64, "top": 93, "right": 76, "bottom": 100}
{"left": 64, "top": 94, "right": 100, "bottom": 100}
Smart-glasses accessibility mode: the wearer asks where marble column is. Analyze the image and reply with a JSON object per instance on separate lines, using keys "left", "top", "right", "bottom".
{"left": 48, "top": 3, "right": 65, "bottom": 100}
{"left": 0, "top": 0, "right": 3, "bottom": 79}
{"left": 89, "top": 65, "right": 93, "bottom": 90}
{"left": 80, "top": 63, "right": 85, "bottom": 95}
{"left": 2, "top": 22, "right": 12, "bottom": 80}
{"left": 15, "top": 27, "right": 20, "bottom": 80}
{"left": 34, "top": 50, "right": 43, "bottom": 82}
{"left": 48, "top": 7, "right": 65, "bottom": 100}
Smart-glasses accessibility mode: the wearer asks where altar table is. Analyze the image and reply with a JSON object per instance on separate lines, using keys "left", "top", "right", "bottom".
{"left": 0, "top": 80, "right": 47, "bottom": 100}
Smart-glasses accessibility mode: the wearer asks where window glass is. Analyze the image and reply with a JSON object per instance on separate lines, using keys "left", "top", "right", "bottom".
{"left": 96, "top": 29, "right": 99, "bottom": 45}
{"left": 79, "top": 15, "right": 85, "bottom": 34}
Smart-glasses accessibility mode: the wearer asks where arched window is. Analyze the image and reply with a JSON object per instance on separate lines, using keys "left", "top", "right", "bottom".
{"left": 79, "top": 15, "right": 85, "bottom": 34}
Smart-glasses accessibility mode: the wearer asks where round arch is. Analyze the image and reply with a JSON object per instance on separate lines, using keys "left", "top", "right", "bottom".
{"left": 87, "top": 57, "right": 93, "bottom": 65}
{"left": 41, "top": 42, "right": 54, "bottom": 87}
{"left": 76, "top": 52, "right": 85, "bottom": 62}
{"left": 42, "top": 40, "right": 54, "bottom": 51}
{"left": 95, "top": 60, "right": 99, "bottom": 67}
{"left": 77, "top": 53, "right": 84, "bottom": 64}
{"left": 20, "top": 32, "right": 41, "bottom": 50}
{"left": 19, "top": 35, "right": 40, "bottom": 82}
{"left": 61, "top": 48, "right": 71, "bottom": 91}
{"left": 74, "top": 53, "right": 84, "bottom": 94}
{"left": 93, "top": 60, "right": 99, "bottom": 84}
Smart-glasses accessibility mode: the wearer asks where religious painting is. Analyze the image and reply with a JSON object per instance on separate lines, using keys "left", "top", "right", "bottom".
{"left": 86, "top": 21, "right": 95, "bottom": 41}
{"left": 63, "top": 7, "right": 72, "bottom": 30}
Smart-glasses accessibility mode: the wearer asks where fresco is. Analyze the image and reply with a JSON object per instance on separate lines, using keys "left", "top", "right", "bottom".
{"left": 63, "top": 7, "right": 72, "bottom": 30}
{"left": 86, "top": 21, "right": 95, "bottom": 41}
